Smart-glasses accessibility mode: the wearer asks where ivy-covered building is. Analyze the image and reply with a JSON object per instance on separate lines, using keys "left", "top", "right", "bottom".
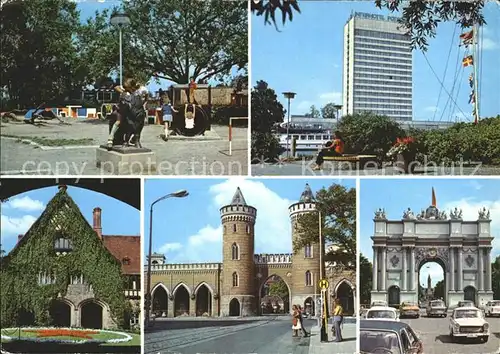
{"left": 0, "top": 185, "right": 140, "bottom": 330}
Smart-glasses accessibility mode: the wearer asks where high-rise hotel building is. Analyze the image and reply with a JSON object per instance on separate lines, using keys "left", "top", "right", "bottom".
{"left": 342, "top": 12, "right": 413, "bottom": 121}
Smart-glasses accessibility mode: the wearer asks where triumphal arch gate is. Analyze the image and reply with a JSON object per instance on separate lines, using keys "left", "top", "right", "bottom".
{"left": 370, "top": 200, "right": 493, "bottom": 308}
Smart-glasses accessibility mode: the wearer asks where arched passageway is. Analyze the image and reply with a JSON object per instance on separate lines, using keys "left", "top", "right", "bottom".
{"left": 196, "top": 284, "right": 212, "bottom": 316}
{"left": 229, "top": 298, "right": 240, "bottom": 316}
{"left": 81, "top": 301, "right": 103, "bottom": 329}
{"left": 49, "top": 300, "right": 71, "bottom": 327}
{"left": 174, "top": 286, "right": 190, "bottom": 317}
{"left": 260, "top": 275, "right": 290, "bottom": 314}
{"left": 152, "top": 286, "right": 168, "bottom": 317}
{"left": 464, "top": 286, "right": 476, "bottom": 304}
{"left": 336, "top": 281, "right": 355, "bottom": 315}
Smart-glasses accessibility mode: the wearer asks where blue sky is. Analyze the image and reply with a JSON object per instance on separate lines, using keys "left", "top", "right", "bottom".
{"left": 144, "top": 177, "right": 355, "bottom": 263}
{"left": 1, "top": 185, "right": 140, "bottom": 254}
{"left": 251, "top": 2, "right": 500, "bottom": 121}
{"left": 76, "top": 0, "right": 243, "bottom": 93}
{"left": 360, "top": 179, "right": 500, "bottom": 286}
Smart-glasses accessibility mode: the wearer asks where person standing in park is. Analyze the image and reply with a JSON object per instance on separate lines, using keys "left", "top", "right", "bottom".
{"left": 188, "top": 77, "right": 197, "bottom": 103}
{"left": 332, "top": 298, "right": 344, "bottom": 342}
{"left": 161, "top": 98, "right": 178, "bottom": 141}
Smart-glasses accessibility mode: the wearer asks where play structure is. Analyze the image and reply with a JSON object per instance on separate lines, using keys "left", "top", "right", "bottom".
{"left": 228, "top": 116, "right": 248, "bottom": 155}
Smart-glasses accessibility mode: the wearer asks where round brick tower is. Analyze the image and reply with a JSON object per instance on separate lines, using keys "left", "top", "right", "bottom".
{"left": 220, "top": 187, "right": 257, "bottom": 316}
{"left": 289, "top": 183, "right": 321, "bottom": 311}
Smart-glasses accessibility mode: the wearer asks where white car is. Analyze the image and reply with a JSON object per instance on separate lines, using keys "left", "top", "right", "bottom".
{"left": 449, "top": 307, "right": 489, "bottom": 343}
{"left": 371, "top": 300, "right": 388, "bottom": 307}
{"left": 484, "top": 300, "right": 500, "bottom": 317}
{"left": 365, "top": 306, "right": 399, "bottom": 321}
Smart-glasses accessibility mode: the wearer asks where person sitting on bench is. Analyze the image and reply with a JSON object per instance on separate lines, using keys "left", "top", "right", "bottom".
{"left": 313, "top": 131, "right": 345, "bottom": 170}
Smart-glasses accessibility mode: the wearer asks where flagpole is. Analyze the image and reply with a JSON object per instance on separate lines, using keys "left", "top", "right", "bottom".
{"left": 472, "top": 24, "right": 480, "bottom": 123}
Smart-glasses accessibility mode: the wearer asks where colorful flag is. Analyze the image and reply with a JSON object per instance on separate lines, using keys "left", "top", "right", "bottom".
{"left": 462, "top": 55, "right": 474, "bottom": 67}
{"left": 459, "top": 30, "right": 474, "bottom": 46}
{"left": 431, "top": 187, "right": 436, "bottom": 207}
{"left": 469, "top": 91, "right": 475, "bottom": 104}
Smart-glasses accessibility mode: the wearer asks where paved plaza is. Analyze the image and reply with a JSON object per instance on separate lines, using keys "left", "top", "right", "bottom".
{"left": 144, "top": 317, "right": 356, "bottom": 354}
{"left": 400, "top": 310, "right": 500, "bottom": 354}
{"left": 0, "top": 119, "right": 248, "bottom": 175}
{"left": 251, "top": 160, "right": 500, "bottom": 176}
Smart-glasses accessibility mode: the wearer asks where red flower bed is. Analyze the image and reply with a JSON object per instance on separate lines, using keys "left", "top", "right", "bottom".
{"left": 395, "top": 137, "right": 415, "bottom": 145}
{"left": 24, "top": 329, "right": 99, "bottom": 339}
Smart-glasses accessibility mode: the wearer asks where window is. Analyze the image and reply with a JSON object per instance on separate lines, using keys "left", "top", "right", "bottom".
{"left": 233, "top": 224, "right": 237, "bottom": 232}
{"left": 232, "top": 272, "right": 239, "bottom": 287}
{"left": 231, "top": 243, "right": 239, "bottom": 260}
{"left": 152, "top": 260, "right": 158, "bottom": 265}
{"left": 122, "top": 257, "right": 131, "bottom": 265}
{"left": 305, "top": 271, "right": 312, "bottom": 286}
{"left": 400, "top": 329, "right": 410, "bottom": 350}
{"left": 224, "top": 225, "right": 226, "bottom": 233}
{"left": 305, "top": 244, "right": 312, "bottom": 258}
{"left": 246, "top": 224, "right": 250, "bottom": 234}
{"left": 54, "top": 237, "right": 73, "bottom": 253}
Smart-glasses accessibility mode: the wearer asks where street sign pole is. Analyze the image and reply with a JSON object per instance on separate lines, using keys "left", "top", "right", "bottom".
{"left": 320, "top": 288, "right": 328, "bottom": 342}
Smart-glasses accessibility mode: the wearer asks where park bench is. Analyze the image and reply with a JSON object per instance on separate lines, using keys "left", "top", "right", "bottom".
{"left": 323, "top": 154, "right": 379, "bottom": 170}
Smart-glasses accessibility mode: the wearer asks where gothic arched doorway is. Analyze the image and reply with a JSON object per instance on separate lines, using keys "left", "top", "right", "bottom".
{"left": 152, "top": 285, "right": 168, "bottom": 317}
{"left": 49, "top": 300, "right": 71, "bottom": 327}
{"left": 259, "top": 275, "right": 291, "bottom": 314}
{"left": 388, "top": 286, "right": 400, "bottom": 307}
{"left": 81, "top": 301, "right": 103, "bottom": 329}
{"left": 229, "top": 298, "right": 240, "bottom": 316}
{"left": 336, "top": 281, "right": 355, "bottom": 315}
{"left": 196, "top": 284, "right": 212, "bottom": 316}
{"left": 464, "top": 286, "right": 476, "bottom": 304}
{"left": 174, "top": 285, "right": 190, "bottom": 317}
{"left": 304, "top": 297, "right": 315, "bottom": 316}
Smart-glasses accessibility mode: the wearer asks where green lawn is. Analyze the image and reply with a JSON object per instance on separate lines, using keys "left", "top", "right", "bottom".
{"left": 1, "top": 328, "right": 140, "bottom": 346}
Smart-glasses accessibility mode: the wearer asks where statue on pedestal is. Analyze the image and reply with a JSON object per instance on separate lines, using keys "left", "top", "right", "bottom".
{"left": 374, "top": 208, "right": 386, "bottom": 220}
{"left": 478, "top": 207, "right": 490, "bottom": 220}
{"left": 402, "top": 207, "right": 415, "bottom": 220}
{"left": 450, "top": 207, "right": 463, "bottom": 220}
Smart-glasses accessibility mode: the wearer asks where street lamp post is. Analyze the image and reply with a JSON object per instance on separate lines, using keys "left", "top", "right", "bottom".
{"left": 282, "top": 92, "right": 296, "bottom": 158}
{"left": 318, "top": 210, "right": 329, "bottom": 342}
{"left": 110, "top": 12, "right": 131, "bottom": 86}
{"left": 145, "top": 190, "right": 189, "bottom": 329}
{"left": 333, "top": 104, "right": 343, "bottom": 125}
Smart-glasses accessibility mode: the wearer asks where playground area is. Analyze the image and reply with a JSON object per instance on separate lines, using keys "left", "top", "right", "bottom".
{"left": 0, "top": 117, "right": 248, "bottom": 175}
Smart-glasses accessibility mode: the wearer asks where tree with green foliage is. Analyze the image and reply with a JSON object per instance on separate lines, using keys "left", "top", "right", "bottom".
{"left": 305, "top": 105, "right": 320, "bottom": 118}
{"left": 0, "top": 0, "right": 85, "bottom": 108}
{"left": 359, "top": 254, "right": 372, "bottom": 305}
{"left": 251, "top": 80, "right": 285, "bottom": 162}
{"left": 268, "top": 278, "right": 289, "bottom": 300}
{"left": 294, "top": 184, "right": 356, "bottom": 270}
{"left": 434, "top": 279, "right": 445, "bottom": 300}
{"left": 80, "top": 0, "right": 247, "bottom": 85}
{"left": 321, "top": 103, "right": 338, "bottom": 119}
{"left": 492, "top": 256, "right": 500, "bottom": 301}
{"left": 337, "top": 112, "right": 405, "bottom": 160}
{"left": 252, "top": 0, "right": 487, "bottom": 52}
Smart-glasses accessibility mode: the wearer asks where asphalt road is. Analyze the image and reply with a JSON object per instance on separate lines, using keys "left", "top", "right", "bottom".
{"left": 400, "top": 314, "right": 500, "bottom": 354}
{"left": 144, "top": 318, "right": 315, "bottom": 354}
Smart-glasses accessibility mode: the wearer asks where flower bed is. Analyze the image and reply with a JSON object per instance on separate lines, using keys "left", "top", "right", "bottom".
{"left": 0, "top": 327, "right": 132, "bottom": 344}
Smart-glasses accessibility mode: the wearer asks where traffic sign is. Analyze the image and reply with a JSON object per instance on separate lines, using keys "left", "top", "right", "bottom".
{"left": 319, "top": 279, "right": 329, "bottom": 289}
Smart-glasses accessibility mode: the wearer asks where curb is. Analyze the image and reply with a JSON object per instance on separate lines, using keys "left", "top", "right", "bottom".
{"left": 1, "top": 136, "right": 97, "bottom": 150}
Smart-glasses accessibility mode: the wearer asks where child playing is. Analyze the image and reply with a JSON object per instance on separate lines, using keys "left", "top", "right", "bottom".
{"left": 184, "top": 103, "right": 196, "bottom": 129}
{"left": 161, "top": 98, "right": 178, "bottom": 141}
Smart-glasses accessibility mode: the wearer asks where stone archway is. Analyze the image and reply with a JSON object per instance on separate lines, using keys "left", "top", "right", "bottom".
{"left": 49, "top": 299, "right": 71, "bottom": 327}
{"left": 388, "top": 286, "right": 400, "bottom": 306}
{"left": 195, "top": 283, "right": 212, "bottom": 316}
{"left": 335, "top": 280, "right": 355, "bottom": 315}
{"left": 152, "top": 284, "right": 168, "bottom": 317}
{"left": 417, "top": 258, "right": 447, "bottom": 305}
{"left": 174, "top": 284, "right": 190, "bottom": 317}
{"left": 464, "top": 286, "right": 476, "bottom": 304}
{"left": 229, "top": 298, "right": 240, "bottom": 316}
{"left": 259, "top": 274, "right": 291, "bottom": 314}
{"left": 81, "top": 301, "right": 103, "bottom": 329}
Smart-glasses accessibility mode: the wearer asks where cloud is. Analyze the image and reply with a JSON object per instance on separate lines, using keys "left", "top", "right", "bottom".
{"left": 294, "top": 91, "right": 342, "bottom": 114}
{"left": 158, "top": 242, "right": 183, "bottom": 254}
{"left": 441, "top": 198, "right": 500, "bottom": 260}
{"left": 468, "top": 181, "right": 483, "bottom": 191}
{"left": 4, "top": 196, "right": 45, "bottom": 212}
{"left": 319, "top": 92, "right": 342, "bottom": 104}
{"left": 424, "top": 106, "right": 439, "bottom": 112}
{"left": 419, "top": 262, "right": 444, "bottom": 287}
{"left": 1, "top": 215, "right": 37, "bottom": 239}
{"left": 481, "top": 38, "right": 498, "bottom": 51}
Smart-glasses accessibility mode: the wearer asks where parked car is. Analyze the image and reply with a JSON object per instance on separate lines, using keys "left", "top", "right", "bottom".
{"left": 484, "top": 300, "right": 500, "bottom": 317}
{"left": 449, "top": 307, "right": 489, "bottom": 343}
{"left": 360, "top": 319, "right": 423, "bottom": 354}
{"left": 400, "top": 302, "right": 420, "bottom": 318}
{"left": 365, "top": 306, "right": 400, "bottom": 321}
{"left": 426, "top": 300, "right": 447, "bottom": 318}
{"left": 457, "top": 300, "right": 474, "bottom": 307}
{"left": 371, "top": 300, "right": 388, "bottom": 307}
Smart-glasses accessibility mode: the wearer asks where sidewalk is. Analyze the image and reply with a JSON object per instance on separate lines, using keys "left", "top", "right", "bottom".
{"left": 308, "top": 322, "right": 357, "bottom": 354}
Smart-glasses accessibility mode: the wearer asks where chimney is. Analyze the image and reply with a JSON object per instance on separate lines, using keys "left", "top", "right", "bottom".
{"left": 58, "top": 184, "right": 67, "bottom": 192}
{"left": 18, "top": 234, "right": 23, "bottom": 243}
{"left": 93, "top": 207, "right": 102, "bottom": 239}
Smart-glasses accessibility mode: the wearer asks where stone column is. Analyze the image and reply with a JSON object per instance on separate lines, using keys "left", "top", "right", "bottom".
{"left": 478, "top": 248, "right": 484, "bottom": 291}
{"left": 372, "top": 247, "right": 378, "bottom": 291}
{"left": 381, "top": 248, "right": 387, "bottom": 290}
{"left": 410, "top": 247, "right": 415, "bottom": 291}
{"left": 486, "top": 248, "right": 492, "bottom": 291}
{"left": 402, "top": 247, "right": 407, "bottom": 291}
{"left": 457, "top": 248, "right": 463, "bottom": 291}
{"left": 450, "top": 248, "right": 455, "bottom": 291}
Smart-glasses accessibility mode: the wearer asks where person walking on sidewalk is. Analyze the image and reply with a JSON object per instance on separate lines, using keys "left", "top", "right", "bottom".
{"left": 332, "top": 298, "right": 344, "bottom": 342}
{"left": 292, "top": 305, "right": 302, "bottom": 337}
{"left": 298, "top": 306, "right": 310, "bottom": 337}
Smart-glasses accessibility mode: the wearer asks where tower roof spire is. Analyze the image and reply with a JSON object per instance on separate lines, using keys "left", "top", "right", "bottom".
{"left": 299, "top": 183, "right": 314, "bottom": 203}
{"left": 231, "top": 187, "right": 247, "bottom": 206}
{"left": 431, "top": 187, "right": 436, "bottom": 207}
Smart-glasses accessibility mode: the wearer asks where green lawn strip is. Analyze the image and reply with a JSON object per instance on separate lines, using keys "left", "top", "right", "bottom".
{"left": 1, "top": 134, "right": 94, "bottom": 146}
